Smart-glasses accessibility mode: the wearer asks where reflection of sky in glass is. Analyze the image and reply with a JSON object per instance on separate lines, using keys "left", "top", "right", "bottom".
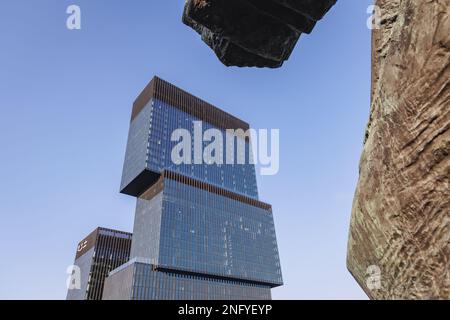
{"left": 121, "top": 98, "right": 258, "bottom": 199}
{"left": 0, "top": 0, "right": 371, "bottom": 299}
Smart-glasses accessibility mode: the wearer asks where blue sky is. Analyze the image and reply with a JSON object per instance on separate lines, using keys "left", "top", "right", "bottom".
{"left": 0, "top": 0, "right": 372, "bottom": 299}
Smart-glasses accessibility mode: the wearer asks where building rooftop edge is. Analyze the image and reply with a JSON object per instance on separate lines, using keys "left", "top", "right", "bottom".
{"left": 137, "top": 170, "right": 272, "bottom": 212}
{"left": 131, "top": 76, "right": 250, "bottom": 131}
{"left": 109, "top": 258, "right": 283, "bottom": 288}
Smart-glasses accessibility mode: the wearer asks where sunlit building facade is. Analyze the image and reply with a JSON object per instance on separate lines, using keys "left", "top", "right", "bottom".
{"left": 103, "top": 77, "right": 282, "bottom": 300}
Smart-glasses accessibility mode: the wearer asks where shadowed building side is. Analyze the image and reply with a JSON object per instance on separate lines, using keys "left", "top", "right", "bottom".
{"left": 66, "top": 227, "right": 132, "bottom": 300}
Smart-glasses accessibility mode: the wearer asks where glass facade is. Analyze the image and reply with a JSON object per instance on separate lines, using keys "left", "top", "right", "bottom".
{"left": 108, "top": 76, "right": 283, "bottom": 300}
{"left": 103, "top": 261, "right": 271, "bottom": 300}
{"left": 129, "top": 192, "right": 163, "bottom": 264}
{"left": 121, "top": 102, "right": 153, "bottom": 195}
{"left": 121, "top": 99, "right": 258, "bottom": 199}
{"left": 160, "top": 178, "right": 282, "bottom": 285}
{"left": 127, "top": 175, "right": 282, "bottom": 287}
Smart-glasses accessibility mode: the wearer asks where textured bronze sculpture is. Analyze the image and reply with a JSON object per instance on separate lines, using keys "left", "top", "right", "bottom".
{"left": 347, "top": 0, "right": 449, "bottom": 299}
{"left": 182, "top": 0, "right": 337, "bottom": 68}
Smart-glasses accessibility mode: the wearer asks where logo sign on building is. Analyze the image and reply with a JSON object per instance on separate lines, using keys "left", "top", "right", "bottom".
{"left": 75, "top": 229, "right": 98, "bottom": 259}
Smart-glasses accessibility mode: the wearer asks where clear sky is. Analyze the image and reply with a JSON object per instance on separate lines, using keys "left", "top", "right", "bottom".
{"left": 0, "top": 0, "right": 373, "bottom": 299}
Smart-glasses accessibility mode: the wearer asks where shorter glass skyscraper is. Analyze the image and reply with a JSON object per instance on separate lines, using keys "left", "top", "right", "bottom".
{"left": 103, "top": 77, "right": 282, "bottom": 300}
{"left": 66, "top": 227, "right": 132, "bottom": 300}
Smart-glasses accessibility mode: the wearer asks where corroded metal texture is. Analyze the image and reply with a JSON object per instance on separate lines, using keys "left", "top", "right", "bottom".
{"left": 182, "top": 0, "right": 337, "bottom": 68}
{"left": 347, "top": 0, "right": 450, "bottom": 299}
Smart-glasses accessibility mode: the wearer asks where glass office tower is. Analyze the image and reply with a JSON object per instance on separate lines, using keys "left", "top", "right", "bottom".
{"left": 66, "top": 227, "right": 132, "bottom": 300}
{"left": 103, "top": 77, "right": 282, "bottom": 300}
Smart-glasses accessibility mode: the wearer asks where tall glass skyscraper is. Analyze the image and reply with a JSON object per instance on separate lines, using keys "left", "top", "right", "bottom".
{"left": 103, "top": 77, "right": 282, "bottom": 300}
